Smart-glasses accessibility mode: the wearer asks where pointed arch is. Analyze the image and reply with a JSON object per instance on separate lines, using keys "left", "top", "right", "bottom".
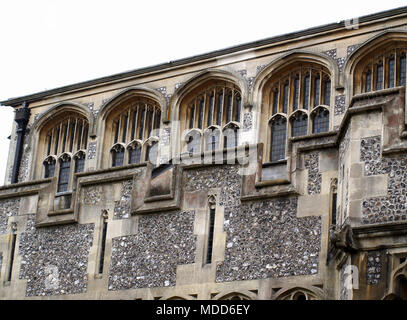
{"left": 344, "top": 30, "right": 407, "bottom": 96}
{"left": 211, "top": 290, "right": 257, "bottom": 300}
{"left": 168, "top": 68, "right": 249, "bottom": 122}
{"left": 273, "top": 285, "right": 324, "bottom": 300}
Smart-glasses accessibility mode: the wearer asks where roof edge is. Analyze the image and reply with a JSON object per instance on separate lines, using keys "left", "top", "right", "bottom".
{"left": 2, "top": 5, "right": 407, "bottom": 107}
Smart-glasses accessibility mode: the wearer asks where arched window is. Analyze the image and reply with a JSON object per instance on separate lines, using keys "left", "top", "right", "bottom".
{"left": 104, "top": 95, "right": 161, "bottom": 168}
{"left": 204, "top": 127, "right": 221, "bottom": 152}
{"left": 312, "top": 108, "right": 330, "bottom": 133}
{"left": 58, "top": 154, "right": 71, "bottom": 192}
{"left": 37, "top": 111, "right": 89, "bottom": 189}
{"left": 262, "top": 62, "right": 332, "bottom": 164}
{"left": 269, "top": 116, "right": 287, "bottom": 162}
{"left": 185, "top": 130, "right": 202, "bottom": 155}
{"left": 127, "top": 142, "right": 142, "bottom": 164}
{"left": 145, "top": 140, "right": 158, "bottom": 167}
{"left": 290, "top": 112, "right": 308, "bottom": 137}
{"left": 74, "top": 151, "right": 86, "bottom": 173}
{"left": 111, "top": 144, "right": 125, "bottom": 167}
{"left": 43, "top": 156, "right": 56, "bottom": 178}
{"left": 356, "top": 46, "right": 407, "bottom": 94}
{"left": 180, "top": 80, "right": 242, "bottom": 155}
{"left": 223, "top": 124, "right": 239, "bottom": 149}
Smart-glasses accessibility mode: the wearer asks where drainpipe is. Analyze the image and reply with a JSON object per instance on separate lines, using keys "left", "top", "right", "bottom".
{"left": 11, "top": 101, "right": 30, "bottom": 184}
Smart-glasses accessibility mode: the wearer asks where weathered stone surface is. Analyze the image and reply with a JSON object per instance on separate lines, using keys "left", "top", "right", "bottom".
{"left": 0, "top": 199, "right": 20, "bottom": 235}
{"left": 109, "top": 210, "right": 196, "bottom": 290}
{"left": 304, "top": 152, "right": 321, "bottom": 195}
{"left": 361, "top": 136, "right": 407, "bottom": 224}
{"left": 83, "top": 185, "right": 102, "bottom": 205}
{"left": 335, "top": 95, "right": 346, "bottom": 115}
{"left": 324, "top": 49, "right": 337, "bottom": 59}
{"left": 113, "top": 179, "right": 133, "bottom": 219}
{"left": 243, "top": 112, "right": 253, "bottom": 132}
{"left": 366, "top": 251, "right": 381, "bottom": 285}
{"left": 185, "top": 165, "right": 321, "bottom": 282}
{"left": 87, "top": 142, "right": 97, "bottom": 160}
{"left": 217, "top": 197, "right": 321, "bottom": 282}
{"left": 18, "top": 219, "right": 94, "bottom": 296}
{"left": 340, "top": 263, "right": 350, "bottom": 300}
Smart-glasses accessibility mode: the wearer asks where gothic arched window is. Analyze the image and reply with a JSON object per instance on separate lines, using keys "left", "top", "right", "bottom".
{"left": 37, "top": 111, "right": 89, "bottom": 189}
{"left": 104, "top": 96, "right": 161, "bottom": 168}
{"left": 180, "top": 80, "right": 242, "bottom": 155}
{"left": 312, "top": 107, "right": 330, "bottom": 134}
{"left": 58, "top": 154, "right": 71, "bottom": 192}
{"left": 290, "top": 112, "right": 308, "bottom": 137}
{"left": 269, "top": 116, "right": 287, "bottom": 162}
{"left": 356, "top": 46, "right": 407, "bottom": 94}
{"left": 111, "top": 144, "right": 125, "bottom": 167}
{"left": 262, "top": 62, "right": 332, "bottom": 164}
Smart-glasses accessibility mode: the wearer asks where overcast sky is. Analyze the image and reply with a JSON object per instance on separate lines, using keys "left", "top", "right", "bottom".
{"left": 0, "top": 0, "right": 406, "bottom": 184}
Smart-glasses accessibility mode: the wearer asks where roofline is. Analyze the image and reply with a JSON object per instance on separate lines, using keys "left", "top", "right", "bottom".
{"left": 2, "top": 5, "right": 407, "bottom": 107}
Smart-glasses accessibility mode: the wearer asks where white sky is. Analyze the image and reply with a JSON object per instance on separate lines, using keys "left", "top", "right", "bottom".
{"left": 0, "top": 0, "right": 406, "bottom": 184}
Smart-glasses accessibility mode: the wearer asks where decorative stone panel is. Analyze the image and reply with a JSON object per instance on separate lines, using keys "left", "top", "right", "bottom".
{"left": 366, "top": 251, "right": 382, "bottom": 285}
{"left": 87, "top": 142, "right": 97, "bottom": 160}
{"left": 324, "top": 49, "right": 337, "bottom": 59}
{"left": 347, "top": 44, "right": 360, "bottom": 57}
{"left": 334, "top": 95, "right": 346, "bottom": 115}
{"left": 18, "top": 221, "right": 94, "bottom": 296}
{"left": 304, "top": 153, "right": 322, "bottom": 195}
{"left": 336, "top": 57, "right": 346, "bottom": 72}
{"left": 361, "top": 136, "right": 407, "bottom": 224}
{"left": 108, "top": 210, "right": 196, "bottom": 290}
{"left": 83, "top": 185, "right": 102, "bottom": 205}
{"left": 243, "top": 112, "right": 253, "bottom": 131}
{"left": 113, "top": 179, "right": 133, "bottom": 219}
{"left": 0, "top": 198, "right": 20, "bottom": 235}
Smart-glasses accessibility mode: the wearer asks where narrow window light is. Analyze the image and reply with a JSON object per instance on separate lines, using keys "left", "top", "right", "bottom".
{"left": 98, "top": 212, "right": 108, "bottom": 275}
{"left": 388, "top": 56, "right": 395, "bottom": 88}
{"left": 207, "top": 94, "right": 214, "bottom": 127}
{"left": 303, "top": 74, "right": 310, "bottom": 110}
{"left": 400, "top": 53, "right": 406, "bottom": 86}
{"left": 293, "top": 76, "right": 299, "bottom": 111}
{"left": 272, "top": 90, "right": 279, "bottom": 115}
{"left": 198, "top": 99, "right": 204, "bottom": 129}
{"left": 282, "top": 82, "right": 289, "bottom": 114}
{"left": 376, "top": 62, "right": 383, "bottom": 90}
{"left": 331, "top": 191, "right": 337, "bottom": 226}
{"left": 58, "top": 156, "right": 71, "bottom": 192}
{"left": 216, "top": 91, "right": 223, "bottom": 126}
{"left": 270, "top": 117, "right": 287, "bottom": 162}
{"left": 365, "top": 70, "right": 372, "bottom": 92}
{"left": 206, "top": 202, "right": 216, "bottom": 264}
{"left": 314, "top": 76, "right": 320, "bottom": 107}
{"left": 188, "top": 106, "right": 195, "bottom": 129}
{"left": 7, "top": 225, "right": 17, "bottom": 282}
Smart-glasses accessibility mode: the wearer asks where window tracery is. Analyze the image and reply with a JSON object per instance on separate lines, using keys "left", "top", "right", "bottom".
{"left": 181, "top": 81, "right": 242, "bottom": 155}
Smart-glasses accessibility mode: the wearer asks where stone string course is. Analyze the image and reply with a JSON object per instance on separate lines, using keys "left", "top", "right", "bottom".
{"left": 361, "top": 136, "right": 407, "bottom": 224}
{"left": 0, "top": 199, "right": 20, "bottom": 235}
{"left": 304, "top": 152, "right": 322, "bottom": 195}
{"left": 366, "top": 251, "right": 382, "bottom": 285}
{"left": 184, "top": 165, "right": 321, "bottom": 282}
{"left": 18, "top": 221, "right": 94, "bottom": 296}
{"left": 113, "top": 179, "right": 133, "bottom": 219}
{"left": 108, "top": 210, "right": 196, "bottom": 290}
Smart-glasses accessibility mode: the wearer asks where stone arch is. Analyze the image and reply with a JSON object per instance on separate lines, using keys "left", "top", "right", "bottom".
{"left": 30, "top": 102, "right": 92, "bottom": 180}
{"left": 211, "top": 290, "right": 257, "bottom": 300}
{"left": 344, "top": 30, "right": 407, "bottom": 97}
{"left": 252, "top": 50, "right": 339, "bottom": 110}
{"left": 159, "top": 294, "right": 196, "bottom": 300}
{"left": 97, "top": 87, "right": 165, "bottom": 169}
{"left": 273, "top": 285, "right": 324, "bottom": 300}
{"left": 168, "top": 68, "right": 249, "bottom": 123}
{"left": 97, "top": 86, "right": 167, "bottom": 123}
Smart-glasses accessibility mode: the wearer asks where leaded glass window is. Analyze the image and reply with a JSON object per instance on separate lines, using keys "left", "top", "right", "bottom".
{"left": 291, "top": 113, "right": 308, "bottom": 137}
{"left": 112, "top": 145, "right": 125, "bottom": 167}
{"left": 270, "top": 117, "right": 287, "bottom": 162}
{"left": 58, "top": 156, "right": 71, "bottom": 192}
{"left": 312, "top": 108, "right": 330, "bottom": 134}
